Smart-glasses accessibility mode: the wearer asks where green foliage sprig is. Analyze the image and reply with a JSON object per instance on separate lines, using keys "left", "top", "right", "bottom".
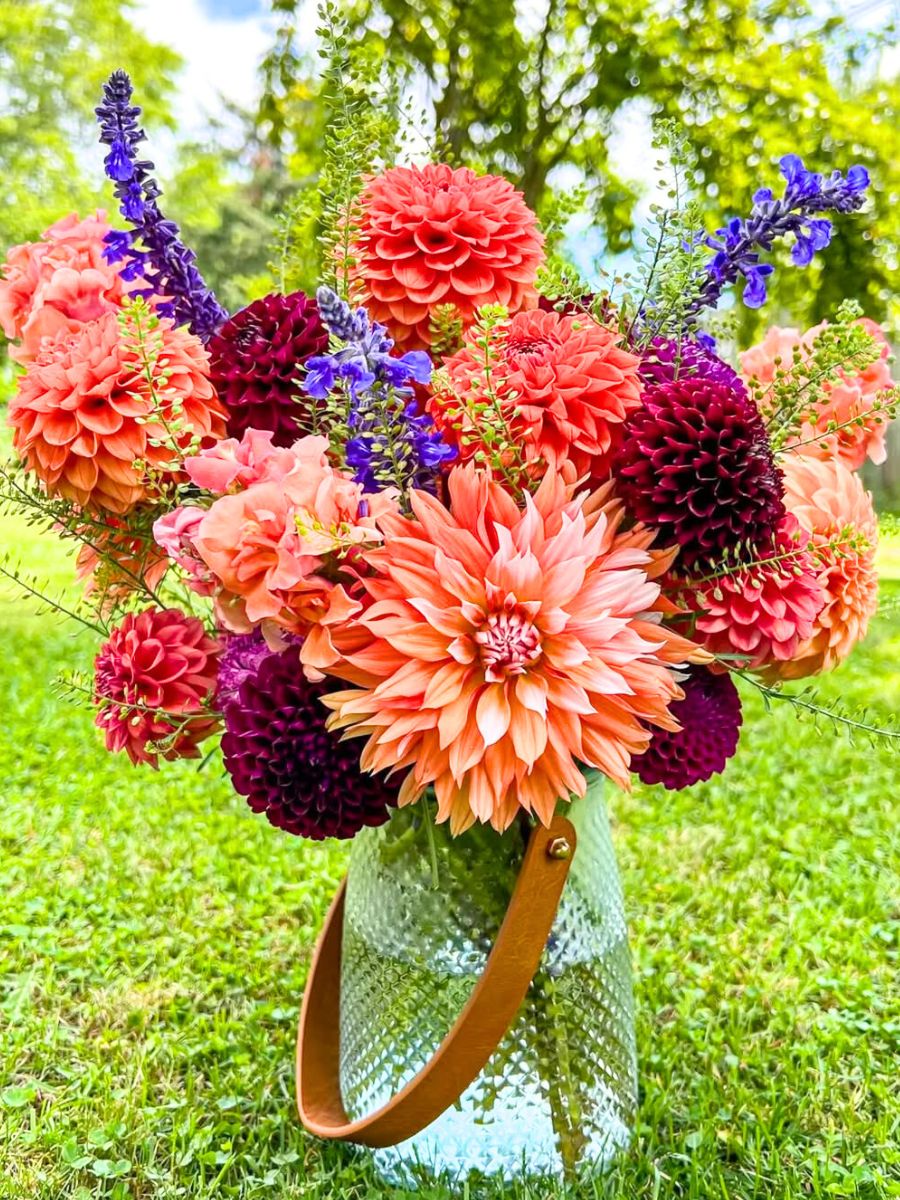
{"left": 428, "top": 304, "right": 465, "bottom": 358}
{"left": 55, "top": 668, "right": 222, "bottom": 757}
{"left": 744, "top": 302, "right": 888, "bottom": 452}
{"left": 684, "top": 524, "right": 871, "bottom": 595}
{"left": 430, "top": 305, "right": 537, "bottom": 498}
{"left": 0, "top": 559, "right": 108, "bottom": 636}
{"left": 626, "top": 121, "right": 706, "bottom": 346}
{"left": 275, "top": 0, "right": 401, "bottom": 297}
{"left": 734, "top": 669, "right": 900, "bottom": 746}
{"left": 0, "top": 459, "right": 169, "bottom": 615}
{"left": 118, "top": 299, "right": 205, "bottom": 499}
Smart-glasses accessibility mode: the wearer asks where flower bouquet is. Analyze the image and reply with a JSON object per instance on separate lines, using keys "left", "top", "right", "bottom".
{"left": 2, "top": 60, "right": 898, "bottom": 1188}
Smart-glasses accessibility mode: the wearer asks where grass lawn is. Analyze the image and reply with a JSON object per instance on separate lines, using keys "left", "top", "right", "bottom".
{"left": 1, "top": 501, "right": 898, "bottom": 1199}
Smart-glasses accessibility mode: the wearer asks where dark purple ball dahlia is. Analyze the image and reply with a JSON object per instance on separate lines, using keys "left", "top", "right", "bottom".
{"left": 216, "top": 629, "right": 297, "bottom": 710}
{"left": 221, "top": 647, "right": 397, "bottom": 840}
{"left": 639, "top": 337, "right": 741, "bottom": 392}
{"left": 208, "top": 291, "right": 328, "bottom": 446}
{"left": 633, "top": 667, "right": 742, "bottom": 789}
{"left": 614, "top": 376, "right": 785, "bottom": 569}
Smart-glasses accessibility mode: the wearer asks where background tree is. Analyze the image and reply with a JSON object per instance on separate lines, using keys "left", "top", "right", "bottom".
{"left": 258, "top": 0, "right": 899, "bottom": 338}
{"left": 0, "top": 0, "right": 180, "bottom": 249}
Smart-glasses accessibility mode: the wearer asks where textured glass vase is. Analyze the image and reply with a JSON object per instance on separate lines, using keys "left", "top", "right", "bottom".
{"left": 338, "top": 771, "right": 637, "bottom": 1186}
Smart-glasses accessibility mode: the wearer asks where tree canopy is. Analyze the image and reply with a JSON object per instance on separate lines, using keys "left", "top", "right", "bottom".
{"left": 259, "top": 0, "right": 899, "bottom": 336}
{"left": 0, "top": 0, "right": 181, "bottom": 250}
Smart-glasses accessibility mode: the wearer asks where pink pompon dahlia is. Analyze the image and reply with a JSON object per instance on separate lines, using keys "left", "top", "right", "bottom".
{"left": 682, "top": 514, "right": 826, "bottom": 670}
{"left": 740, "top": 319, "right": 895, "bottom": 470}
{"left": 771, "top": 454, "right": 879, "bottom": 678}
{"left": 193, "top": 435, "right": 397, "bottom": 637}
{"left": 350, "top": 164, "right": 545, "bottom": 348}
{"left": 0, "top": 211, "right": 138, "bottom": 364}
{"left": 306, "top": 463, "right": 712, "bottom": 834}
{"left": 9, "top": 310, "right": 226, "bottom": 514}
{"left": 431, "top": 308, "right": 643, "bottom": 484}
{"left": 93, "top": 607, "right": 221, "bottom": 766}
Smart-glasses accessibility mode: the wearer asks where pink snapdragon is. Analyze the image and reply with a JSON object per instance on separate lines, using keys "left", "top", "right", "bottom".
{"left": 152, "top": 506, "right": 217, "bottom": 595}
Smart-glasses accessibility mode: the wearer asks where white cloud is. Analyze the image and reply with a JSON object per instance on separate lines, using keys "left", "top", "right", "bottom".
{"left": 132, "top": 0, "right": 276, "bottom": 168}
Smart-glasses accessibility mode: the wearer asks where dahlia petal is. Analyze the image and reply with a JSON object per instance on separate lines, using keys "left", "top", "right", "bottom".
{"left": 475, "top": 684, "right": 511, "bottom": 747}
{"left": 516, "top": 673, "right": 548, "bottom": 715}
{"left": 509, "top": 703, "right": 548, "bottom": 767}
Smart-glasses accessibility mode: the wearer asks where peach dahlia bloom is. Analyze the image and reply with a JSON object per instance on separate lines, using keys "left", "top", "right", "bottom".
{"left": 773, "top": 454, "right": 879, "bottom": 679}
{"left": 432, "top": 308, "right": 643, "bottom": 484}
{"left": 193, "top": 435, "right": 397, "bottom": 638}
{"left": 0, "top": 211, "right": 137, "bottom": 364}
{"left": 8, "top": 311, "right": 225, "bottom": 514}
{"left": 740, "top": 319, "right": 895, "bottom": 470}
{"left": 309, "top": 464, "right": 711, "bottom": 834}
{"left": 350, "top": 163, "right": 545, "bottom": 348}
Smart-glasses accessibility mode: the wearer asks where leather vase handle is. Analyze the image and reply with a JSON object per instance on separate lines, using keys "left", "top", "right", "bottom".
{"left": 296, "top": 813, "right": 577, "bottom": 1148}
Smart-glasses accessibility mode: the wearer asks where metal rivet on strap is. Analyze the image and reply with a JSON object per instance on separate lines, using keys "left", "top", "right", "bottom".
{"left": 547, "top": 836, "right": 571, "bottom": 860}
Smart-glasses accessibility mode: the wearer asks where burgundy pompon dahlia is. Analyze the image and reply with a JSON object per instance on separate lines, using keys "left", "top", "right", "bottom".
{"left": 208, "top": 290, "right": 328, "bottom": 446}
{"left": 639, "top": 336, "right": 741, "bottom": 392}
{"left": 614, "top": 376, "right": 785, "bottom": 569}
{"left": 221, "top": 647, "right": 398, "bottom": 840}
{"left": 633, "top": 667, "right": 742, "bottom": 789}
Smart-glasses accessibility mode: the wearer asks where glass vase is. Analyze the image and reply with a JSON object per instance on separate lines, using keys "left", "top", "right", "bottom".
{"left": 338, "top": 771, "right": 637, "bottom": 1186}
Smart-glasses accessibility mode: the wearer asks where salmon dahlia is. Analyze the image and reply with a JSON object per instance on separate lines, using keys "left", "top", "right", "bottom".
{"left": 432, "top": 308, "right": 643, "bottom": 484}
{"left": 9, "top": 310, "right": 225, "bottom": 514}
{"left": 307, "top": 464, "right": 711, "bottom": 833}
{"left": 350, "top": 163, "right": 544, "bottom": 348}
{"left": 774, "top": 454, "right": 879, "bottom": 678}
{"left": 740, "top": 319, "right": 895, "bottom": 470}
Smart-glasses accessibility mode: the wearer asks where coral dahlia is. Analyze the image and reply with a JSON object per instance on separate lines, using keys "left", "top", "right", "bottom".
{"left": 682, "top": 514, "right": 826, "bottom": 669}
{"left": 740, "top": 319, "right": 895, "bottom": 470}
{"left": 93, "top": 607, "right": 220, "bottom": 766}
{"left": 222, "top": 646, "right": 397, "bottom": 840}
{"left": 614, "top": 376, "right": 785, "bottom": 568}
{"left": 76, "top": 513, "right": 168, "bottom": 609}
{"left": 632, "top": 667, "right": 742, "bottom": 789}
{"left": 432, "top": 308, "right": 643, "bottom": 483}
{"left": 350, "top": 164, "right": 544, "bottom": 348}
{"left": 207, "top": 290, "right": 328, "bottom": 446}
{"left": 9, "top": 310, "right": 226, "bottom": 513}
{"left": 774, "top": 454, "right": 879, "bottom": 678}
{"left": 0, "top": 211, "right": 138, "bottom": 364}
{"left": 307, "top": 463, "right": 711, "bottom": 834}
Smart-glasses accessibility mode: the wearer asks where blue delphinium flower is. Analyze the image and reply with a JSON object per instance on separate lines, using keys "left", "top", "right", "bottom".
{"left": 95, "top": 70, "right": 228, "bottom": 342}
{"left": 306, "top": 286, "right": 455, "bottom": 493}
{"left": 692, "top": 154, "right": 870, "bottom": 315}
